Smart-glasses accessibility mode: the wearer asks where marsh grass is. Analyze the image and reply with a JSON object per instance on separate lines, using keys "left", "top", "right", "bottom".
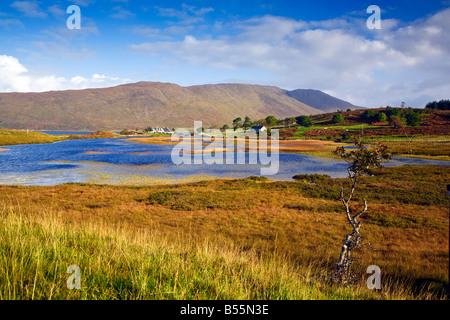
{"left": 0, "top": 130, "right": 66, "bottom": 146}
{"left": 371, "top": 135, "right": 450, "bottom": 160}
{"left": 0, "top": 204, "right": 443, "bottom": 300}
{"left": 83, "top": 171, "right": 219, "bottom": 186}
{"left": 0, "top": 165, "right": 448, "bottom": 300}
{"left": 143, "top": 189, "right": 260, "bottom": 211}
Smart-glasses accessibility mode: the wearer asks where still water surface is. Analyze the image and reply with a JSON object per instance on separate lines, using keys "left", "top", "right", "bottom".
{"left": 0, "top": 137, "right": 448, "bottom": 186}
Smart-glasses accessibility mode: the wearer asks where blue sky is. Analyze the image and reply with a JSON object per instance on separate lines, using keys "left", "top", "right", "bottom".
{"left": 1, "top": 0, "right": 449, "bottom": 108}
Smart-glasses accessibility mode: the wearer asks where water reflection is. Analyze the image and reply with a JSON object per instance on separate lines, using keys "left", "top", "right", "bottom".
{"left": 0, "top": 138, "right": 448, "bottom": 186}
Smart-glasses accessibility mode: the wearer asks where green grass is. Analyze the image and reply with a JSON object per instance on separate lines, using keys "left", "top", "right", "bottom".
{"left": 0, "top": 129, "right": 67, "bottom": 146}
{"left": 330, "top": 124, "right": 383, "bottom": 130}
{"left": 294, "top": 126, "right": 325, "bottom": 136}
{"left": 0, "top": 129, "right": 121, "bottom": 147}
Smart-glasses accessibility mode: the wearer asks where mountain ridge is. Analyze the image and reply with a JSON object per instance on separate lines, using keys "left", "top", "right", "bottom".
{"left": 286, "top": 89, "right": 360, "bottom": 113}
{"left": 0, "top": 82, "right": 358, "bottom": 130}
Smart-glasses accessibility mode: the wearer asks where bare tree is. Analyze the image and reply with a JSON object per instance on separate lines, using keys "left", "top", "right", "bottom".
{"left": 332, "top": 137, "right": 391, "bottom": 283}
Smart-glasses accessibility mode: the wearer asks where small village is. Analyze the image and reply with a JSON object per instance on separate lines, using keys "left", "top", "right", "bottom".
{"left": 119, "top": 125, "right": 268, "bottom": 136}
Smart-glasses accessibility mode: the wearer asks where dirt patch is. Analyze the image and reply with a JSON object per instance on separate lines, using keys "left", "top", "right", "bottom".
{"left": 277, "top": 139, "right": 340, "bottom": 152}
{"left": 83, "top": 151, "right": 115, "bottom": 154}
{"left": 130, "top": 151, "right": 158, "bottom": 155}
{"left": 127, "top": 137, "right": 174, "bottom": 145}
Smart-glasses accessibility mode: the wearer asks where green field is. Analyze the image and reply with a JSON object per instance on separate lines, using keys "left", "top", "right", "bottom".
{"left": 294, "top": 124, "right": 382, "bottom": 137}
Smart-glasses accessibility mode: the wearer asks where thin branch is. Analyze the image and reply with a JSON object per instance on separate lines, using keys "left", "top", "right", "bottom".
{"left": 339, "top": 187, "right": 354, "bottom": 227}
{"left": 346, "top": 168, "right": 358, "bottom": 204}
{"left": 353, "top": 198, "right": 367, "bottom": 221}
{"left": 360, "top": 242, "right": 377, "bottom": 252}
{"left": 339, "top": 187, "right": 344, "bottom": 201}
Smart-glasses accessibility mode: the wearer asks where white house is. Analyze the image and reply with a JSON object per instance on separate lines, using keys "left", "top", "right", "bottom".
{"left": 251, "top": 125, "right": 267, "bottom": 132}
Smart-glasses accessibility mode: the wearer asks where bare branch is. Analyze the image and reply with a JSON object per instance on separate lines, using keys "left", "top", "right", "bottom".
{"left": 346, "top": 168, "right": 357, "bottom": 203}
{"left": 353, "top": 198, "right": 367, "bottom": 221}
{"left": 332, "top": 137, "right": 390, "bottom": 284}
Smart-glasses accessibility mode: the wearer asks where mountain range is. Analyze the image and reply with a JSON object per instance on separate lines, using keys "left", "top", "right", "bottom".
{"left": 287, "top": 89, "right": 360, "bottom": 114}
{"left": 0, "top": 82, "right": 360, "bottom": 130}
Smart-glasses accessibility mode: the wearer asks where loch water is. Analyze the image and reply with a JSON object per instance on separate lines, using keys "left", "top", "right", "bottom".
{"left": 0, "top": 137, "right": 448, "bottom": 186}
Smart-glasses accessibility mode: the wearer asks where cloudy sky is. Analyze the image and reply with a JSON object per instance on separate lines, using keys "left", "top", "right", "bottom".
{"left": 0, "top": 0, "right": 449, "bottom": 108}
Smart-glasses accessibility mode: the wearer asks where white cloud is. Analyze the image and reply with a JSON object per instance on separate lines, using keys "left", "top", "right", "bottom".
{"left": 47, "top": 4, "right": 66, "bottom": 17}
{"left": 110, "top": 6, "right": 135, "bottom": 19}
{"left": 10, "top": 1, "right": 47, "bottom": 18}
{"left": 28, "top": 19, "right": 100, "bottom": 60}
{"left": 131, "top": 9, "right": 450, "bottom": 107}
{"left": 69, "top": 0, "right": 96, "bottom": 7}
{"left": 0, "top": 18, "right": 24, "bottom": 28}
{"left": 0, "top": 55, "right": 130, "bottom": 93}
{"left": 130, "top": 24, "right": 195, "bottom": 39}
{"left": 131, "top": 26, "right": 161, "bottom": 38}
{"left": 0, "top": 55, "right": 31, "bottom": 92}
{"left": 156, "top": 4, "right": 214, "bottom": 25}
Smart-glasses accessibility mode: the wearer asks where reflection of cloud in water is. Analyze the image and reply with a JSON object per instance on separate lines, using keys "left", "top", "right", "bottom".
{"left": 82, "top": 150, "right": 170, "bottom": 155}
{"left": 0, "top": 169, "right": 87, "bottom": 186}
{"left": 58, "top": 161, "right": 163, "bottom": 171}
{"left": 0, "top": 137, "right": 448, "bottom": 186}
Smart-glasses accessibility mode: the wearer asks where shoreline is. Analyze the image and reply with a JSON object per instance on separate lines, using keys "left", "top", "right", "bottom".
{"left": 1, "top": 129, "right": 448, "bottom": 161}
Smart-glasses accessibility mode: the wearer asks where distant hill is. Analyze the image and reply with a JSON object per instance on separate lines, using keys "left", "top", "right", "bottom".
{"left": 287, "top": 89, "right": 360, "bottom": 113}
{"left": 0, "top": 82, "right": 356, "bottom": 130}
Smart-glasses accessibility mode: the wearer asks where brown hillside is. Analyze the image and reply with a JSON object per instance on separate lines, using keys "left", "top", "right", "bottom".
{"left": 0, "top": 82, "right": 322, "bottom": 130}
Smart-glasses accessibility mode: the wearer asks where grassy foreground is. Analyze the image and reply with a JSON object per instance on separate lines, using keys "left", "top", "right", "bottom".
{"left": 0, "top": 207, "right": 393, "bottom": 300}
{"left": 0, "top": 165, "right": 448, "bottom": 300}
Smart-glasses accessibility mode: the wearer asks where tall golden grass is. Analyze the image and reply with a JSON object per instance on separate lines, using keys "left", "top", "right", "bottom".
{"left": 0, "top": 164, "right": 448, "bottom": 299}
{"left": 0, "top": 203, "right": 441, "bottom": 300}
